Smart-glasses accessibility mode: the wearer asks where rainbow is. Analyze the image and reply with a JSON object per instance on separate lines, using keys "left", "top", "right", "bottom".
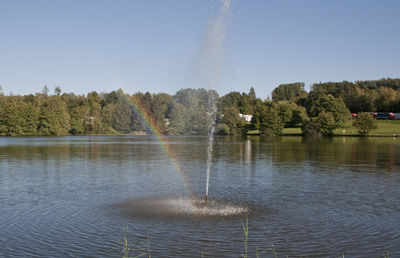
{"left": 120, "top": 94, "right": 197, "bottom": 201}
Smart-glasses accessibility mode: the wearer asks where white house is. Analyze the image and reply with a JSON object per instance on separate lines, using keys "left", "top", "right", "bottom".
{"left": 239, "top": 113, "right": 253, "bottom": 122}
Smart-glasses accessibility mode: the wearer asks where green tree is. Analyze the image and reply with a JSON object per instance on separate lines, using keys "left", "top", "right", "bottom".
{"left": 313, "top": 111, "right": 336, "bottom": 136}
{"left": 168, "top": 102, "right": 189, "bottom": 135}
{"left": 148, "top": 93, "right": 172, "bottom": 134}
{"left": 309, "top": 94, "right": 350, "bottom": 127}
{"left": 291, "top": 105, "right": 308, "bottom": 127}
{"left": 274, "top": 102, "right": 293, "bottom": 127}
{"left": 38, "top": 97, "right": 71, "bottom": 136}
{"left": 301, "top": 118, "right": 319, "bottom": 137}
{"left": 172, "top": 88, "right": 217, "bottom": 135}
{"left": 251, "top": 102, "right": 267, "bottom": 131}
{"left": 248, "top": 87, "right": 256, "bottom": 103}
{"left": 215, "top": 123, "right": 230, "bottom": 135}
{"left": 248, "top": 87, "right": 256, "bottom": 112}
{"left": 262, "top": 107, "right": 284, "bottom": 136}
{"left": 0, "top": 97, "right": 40, "bottom": 136}
{"left": 101, "top": 103, "right": 116, "bottom": 133}
{"left": 130, "top": 92, "right": 152, "bottom": 133}
{"left": 112, "top": 97, "right": 132, "bottom": 134}
{"left": 174, "top": 88, "right": 203, "bottom": 108}
{"left": 252, "top": 104, "right": 283, "bottom": 136}
{"left": 374, "top": 87, "right": 397, "bottom": 112}
{"left": 101, "top": 90, "right": 119, "bottom": 106}
{"left": 42, "top": 85, "right": 49, "bottom": 96}
{"left": 273, "top": 101, "right": 308, "bottom": 128}
{"left": 302, "top": 111, "right": 337, "bottom": 136}
{"left": 353, "top": 113, "right": 377, "bottom": 136}
{"left": 54, "top": 86, "right": 62, "bottom": 96}
{"left": 152, "top": 93, "right": 174, "bottom": 119}
{"left": 272, "top": 82, "right": 307, "bottom": 102}
{"left": 310, "top": 78, "right": 400, "bottom": 113}
{"left": 219, "top": 91, "right": 241, "bottom": 112}
{"left": 86, "top": 91, "right": 103, "bottom": 133}
{"left": 239, "top": 93, "right": 252, "bottom": 114}
{"left": 187, "top": 107, "right": 209, "bottom": 135}
{"left": 220, "top": 107, "right": 246, "bottom": 135}
{"left": 69, "top": 105, "right": 90, "bottom": 135}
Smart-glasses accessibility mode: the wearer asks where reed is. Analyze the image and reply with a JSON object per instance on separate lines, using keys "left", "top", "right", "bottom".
{"left": 242, "top": 216, "right": 248, "bottom": 258}
{"left": 120, "top": 220, "right": 390, "bottom": 257}
{"left": 121, "top": 226, "right": 150, "bottom": 258}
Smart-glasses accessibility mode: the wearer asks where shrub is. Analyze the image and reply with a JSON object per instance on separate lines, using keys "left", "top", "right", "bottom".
{"left": 314, "top": 111, "right": 336, "bottom": 136}
{"left": 216, "top": 123, "right": 230, "bottom": 135}
{"left": 301, "top": 111, "right": 336, "bottom": 136}
{"left": 353, "top": 113, "right": 377, "bottom": 136}
{"left": 261, "top": 108, "right": 283, "bottom": 136}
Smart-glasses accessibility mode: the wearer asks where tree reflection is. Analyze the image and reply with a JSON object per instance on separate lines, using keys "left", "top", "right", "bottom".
{"left": 0, "top": 136, "right": 398, "bottom": 172}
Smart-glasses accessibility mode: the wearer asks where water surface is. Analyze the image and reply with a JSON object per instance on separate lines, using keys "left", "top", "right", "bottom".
{"left": 0, "top": 136, "right": 399, "bottom": 257}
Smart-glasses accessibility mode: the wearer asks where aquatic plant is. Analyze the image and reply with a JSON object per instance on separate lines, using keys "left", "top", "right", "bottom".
{"left": 121, "top": 226, "right": 151, "bottom": 258}
{"left": 242, "top": 216, "right": 248, "bottom": 258}
{"left": 120, "top": 219, "right": 390, "bottom": 257}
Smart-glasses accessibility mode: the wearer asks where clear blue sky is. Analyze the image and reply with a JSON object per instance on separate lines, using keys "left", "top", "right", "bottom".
{"left": 1, "top": 0, "right": 399, "bottom": 98}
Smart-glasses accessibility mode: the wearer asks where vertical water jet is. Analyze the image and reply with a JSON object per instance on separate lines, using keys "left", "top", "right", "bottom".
{"left": 205, "top": 92, "right": 217, "bottom": 205}
{"left": 199, "top": 0, "right": 231, "bottom": 205}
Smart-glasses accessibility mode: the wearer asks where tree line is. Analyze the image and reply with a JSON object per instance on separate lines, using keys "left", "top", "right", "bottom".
{"left": 0, "top": 78, "right": 399, "bottom": 137}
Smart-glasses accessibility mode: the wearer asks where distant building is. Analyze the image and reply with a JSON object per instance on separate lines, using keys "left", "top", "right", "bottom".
{"left": 239, "top": 113, "right": 252, "bottom": 122}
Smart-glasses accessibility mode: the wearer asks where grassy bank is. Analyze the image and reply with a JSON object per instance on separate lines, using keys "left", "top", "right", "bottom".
{"left": 333, "top": 120, "right": 400, "bottom": 136}
{"left": 246, "top": 120, "right": 400, "bottom": 137}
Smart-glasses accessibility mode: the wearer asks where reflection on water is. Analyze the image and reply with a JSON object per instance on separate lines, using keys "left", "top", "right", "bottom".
{"left": 2, "top": 136, "right": 398, "bottom": 171}
{"left": 0, "top": 136, "right": 399, "bottom": 257}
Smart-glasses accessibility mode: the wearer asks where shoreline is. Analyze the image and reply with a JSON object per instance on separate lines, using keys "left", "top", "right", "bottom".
{"left": 0, "top": 133, "right": 398, "bottom": 138}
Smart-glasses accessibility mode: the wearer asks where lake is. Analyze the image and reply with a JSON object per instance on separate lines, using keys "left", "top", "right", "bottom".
{"left": 0, "top": 136, "right": 399, "bottom": 257}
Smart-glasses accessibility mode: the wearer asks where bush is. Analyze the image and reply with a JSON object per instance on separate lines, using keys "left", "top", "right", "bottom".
{"left": 216, "top": 123, "right": 230, "bottom": 135}
{"left": 353, "top": 113, "right": 377, "bottom": 136}
{"left": 301, "top": 120, "right": 321, "bottom": 137}
{"left": 314, "top": 111, "right": 336, "bottom": 136}
{"left": 309, "top": 94, "right": 350, "bottom": 127}
{"left": 301, "top": 111, "right": 336, "bottom": 136}
{"left": 261, "top": 108, "right": 283, "bottom": 136}
{"left": 274, "top": 101, "right": 308, "bottom": 127}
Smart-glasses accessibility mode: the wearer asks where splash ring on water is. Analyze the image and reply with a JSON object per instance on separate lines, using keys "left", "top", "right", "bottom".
{"left": 113, "top": 197, "right": 250, "bottom": 218}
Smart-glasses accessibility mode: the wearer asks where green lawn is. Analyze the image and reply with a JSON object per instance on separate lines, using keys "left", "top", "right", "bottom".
{"left": 246, "top": 129, "right": 260, "bottom": 135}
{"left": 282, "top": 127, "right": 302, "bottom": 135}
{"left": 246, "top": 128, "right": 303, "bottom": 135}
{"left": 334, "top": 120, "right": 400, "bottom": 136}
{"left": 246, "top": 120, "right": 400, "bottom": 136}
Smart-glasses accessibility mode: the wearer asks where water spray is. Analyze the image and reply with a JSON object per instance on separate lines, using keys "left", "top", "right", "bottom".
{"left": 205, "top": 94, "right": 217, "bottom": 206}
{"left": 200, "top": 0, "right": 231, "bottom": 206}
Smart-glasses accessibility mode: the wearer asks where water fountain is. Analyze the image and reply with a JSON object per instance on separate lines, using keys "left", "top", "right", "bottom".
{"left": 205, "top": 93, "right": 217, "bottom": 205}
{"left": 114, "top": 0, "right": 235, "bottom": 217}
{"left": 200, "top": 0, "right": 232, "bottom": 206}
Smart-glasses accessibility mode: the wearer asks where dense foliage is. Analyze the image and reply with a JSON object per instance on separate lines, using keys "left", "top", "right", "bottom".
{"left": 311, "top": 78, "right": 400, "bottom": 112}
{"left": 352, "top": 113, "right": 378, "bottom": 136}
{"left": 1, "top": 78, "right": 399, "bottom": 136}
{"left": 272, "top": 82, "right": 307, "bottom": 102}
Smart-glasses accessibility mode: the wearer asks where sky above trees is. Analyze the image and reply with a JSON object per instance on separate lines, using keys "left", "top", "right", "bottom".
{"left": 1, "top": 0, "right": 399, "bottom": 98}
